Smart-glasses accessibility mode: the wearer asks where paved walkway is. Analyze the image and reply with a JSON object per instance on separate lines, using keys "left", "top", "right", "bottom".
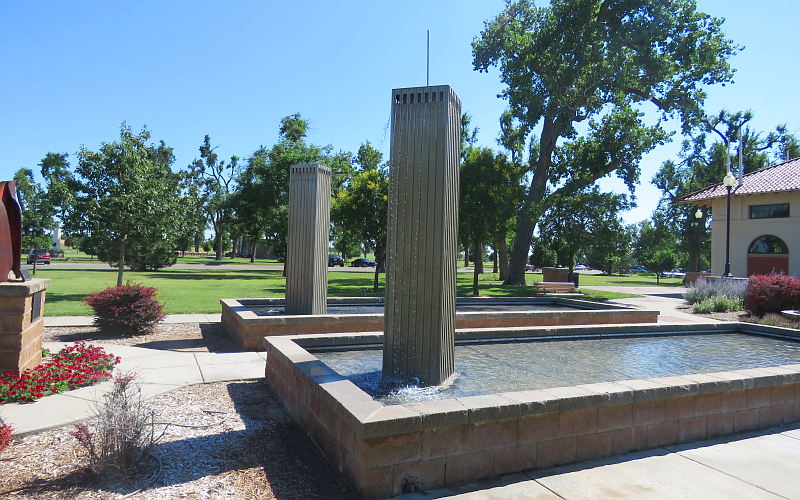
{"left": 45, "top": 313, "right": 222, "bottom": 327}
{"left": 0, "top": 341, "right": 265, "bottom": 435}
{"left": 392, "top": 425, "right": 800, "bottom": 499}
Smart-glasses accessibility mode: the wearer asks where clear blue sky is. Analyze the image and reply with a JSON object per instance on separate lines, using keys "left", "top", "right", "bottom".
{"left": 1, "top": 1, "right": 798, "bottom": 223}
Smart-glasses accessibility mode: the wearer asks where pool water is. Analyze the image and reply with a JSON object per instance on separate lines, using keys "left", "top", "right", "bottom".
{"left": 312, "top": 333, "right": 800, "bottom": 404}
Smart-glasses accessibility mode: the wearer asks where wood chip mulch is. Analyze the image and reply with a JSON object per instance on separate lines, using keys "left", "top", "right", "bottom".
{"left": 1, "top": 324, "right": 354, "bottom": 499}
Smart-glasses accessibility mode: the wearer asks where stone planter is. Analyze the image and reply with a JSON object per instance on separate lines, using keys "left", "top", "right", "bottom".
{"left": 0, "top": 279, "right": 50, "bottom": 375}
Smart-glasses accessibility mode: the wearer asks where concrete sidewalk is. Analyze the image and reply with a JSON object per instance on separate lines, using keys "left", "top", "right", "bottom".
{"left": 392, "top": 425, "right": 800, "bottom": 499}
{"left": 0, "top": 341, "right": 265, "bottom": 435}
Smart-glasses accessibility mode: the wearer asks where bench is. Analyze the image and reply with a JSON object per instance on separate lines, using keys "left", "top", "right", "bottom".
{"left": 533, "top": 281, "right": 577, "bottom": 294}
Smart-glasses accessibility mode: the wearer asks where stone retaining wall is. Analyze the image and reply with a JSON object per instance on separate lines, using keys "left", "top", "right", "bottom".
{"left": 264, "top": 323, "right": 800, "bottom": 498}
{"left": 223, "top": 297, "right": 658, "bottom": 350}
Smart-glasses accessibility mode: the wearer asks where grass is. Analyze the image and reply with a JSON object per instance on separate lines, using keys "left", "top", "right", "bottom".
{"left": 36, "top": 268, "right": 644, "bottom": 316}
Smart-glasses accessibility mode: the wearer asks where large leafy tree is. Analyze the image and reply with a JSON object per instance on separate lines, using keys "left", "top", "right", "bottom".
{"left": 473, "top": 0, "right": 739, "bottom": 285}
{"left": 460, "top": 147, "right": 523, "bottom": 295}
{"left": 585, "top": 220, "right": 635, "bottom": 275}
{"left": 538, "top": 187, "right": 630, "bottom": 273}
{"left": 67, "top": 125, "right": 187, "bottom": 284}
{"left": 654, "top": 110, "right": 798, "bottom": 271}
{"left": 12, "top": 168, "right": 54, "bottom": 250}
{"left": 634, "top": 218, "right": 679, "bottom": 284}
{"left": 189, "top": 135, "right": 239, "bottom": 260}
{"left": 332, "top": 142, "right": 389, "bottom": 291}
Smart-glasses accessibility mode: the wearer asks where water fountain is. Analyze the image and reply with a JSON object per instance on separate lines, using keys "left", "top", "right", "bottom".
{"left": 260, "top": 87, "right": 800, "bottom": 498}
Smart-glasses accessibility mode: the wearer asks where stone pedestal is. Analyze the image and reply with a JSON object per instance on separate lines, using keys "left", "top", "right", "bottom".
{"left": 0, "top": 279, "right": 50, "bottom": 375}
{"left": 383, "top": 85, "right": 461, "bottom": 386}
{"left": 285, "top": 164, "right": 331, "bottom": 316}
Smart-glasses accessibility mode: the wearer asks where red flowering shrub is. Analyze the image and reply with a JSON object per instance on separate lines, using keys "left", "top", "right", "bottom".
{"left": 83, "top": 284, "right": 166, "bottom": 336}
{"left": 0, "top": 342, "right": 120, "bottom": 404}
{"left": 744, "top": 274, "right": 800, "bottom": 317}
{"left": 0, "top": 417, "right": 12, "bottom": 452}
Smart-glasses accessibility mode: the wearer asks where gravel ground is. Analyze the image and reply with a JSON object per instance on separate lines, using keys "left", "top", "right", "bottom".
{"left": 0, "top": 380, "right": 353, "bottom": 499}
{"left": 43, "top": 323, "right": 240, "bottom": 353}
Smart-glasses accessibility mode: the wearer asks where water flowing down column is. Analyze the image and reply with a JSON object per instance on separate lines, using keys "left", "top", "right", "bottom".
{"left": 285, "top": 164, "right": 331, "bottom": 315}
{"left": 383, "top": 85, "right": 461, "bottom": 386}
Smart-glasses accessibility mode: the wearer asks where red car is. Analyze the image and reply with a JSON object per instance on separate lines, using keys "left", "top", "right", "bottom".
{"left": 27, "top": 249, "right": 51, "bottom": 265}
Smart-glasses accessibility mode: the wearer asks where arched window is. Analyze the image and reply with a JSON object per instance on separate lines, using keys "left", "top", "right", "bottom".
{"left": 748, "top": 235, "right": 788, "bottom": 254}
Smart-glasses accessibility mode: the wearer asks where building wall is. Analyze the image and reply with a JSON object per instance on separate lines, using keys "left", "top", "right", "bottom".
{"left": 710, "top": 191, "right": 800, "bottom": 276}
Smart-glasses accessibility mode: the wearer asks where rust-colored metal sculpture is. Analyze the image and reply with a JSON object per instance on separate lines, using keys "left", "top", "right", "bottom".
{"left": 0, "top": 181, "right": 23, "bottom": 282}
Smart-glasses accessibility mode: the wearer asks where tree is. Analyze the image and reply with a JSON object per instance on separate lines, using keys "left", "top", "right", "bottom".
{"left": 12, "top": 168, "right": 53, "bottom": 250}
{"left": 459, "top": 147, "right": 522, "bottom": 295}
{"left": 653, "top": 110, "right": 797, "bottom": 271}
{"left": 189, "top": 135, "right": 239, "bottom": 260}
{"left": 634, "top": 219, "right": 679, "bottom": 284}
{"left": 67, "top": 124, "right": 186, "bottom": 285}
{"left": 38, "top": 152, "right": 76, "bottom": 226}
{"left": 332, "top": 142, "right": 389, "bottom": 291}
{"left": 473, "top": 0, "right": 739, "bottom": 285}
{"left": 586, "top": 221, "right": 634, "bottom": 275}
{"left": 538, "top": 187, "right": 630, "bottom": 273}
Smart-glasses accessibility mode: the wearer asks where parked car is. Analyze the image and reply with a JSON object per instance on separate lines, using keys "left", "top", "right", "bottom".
{"left": 660, "top": 269, "right": 686, "bottom": 279}
{"left": 525, "top": 264, "right": 541, "bottom": 272}
{"left": 352, "top": 258, "right": 376, "bottom": 267}
{"left": 575, "top": 263, "right": 587, "bottom": 270}
{"left": 27, "top": 249, "right": 51, "bottom": 265}
{"left": 629, "top": 265, "right": 648, "bottom": 273}
{"left": 328, "top": 254, "right": 345, "bottom": 267}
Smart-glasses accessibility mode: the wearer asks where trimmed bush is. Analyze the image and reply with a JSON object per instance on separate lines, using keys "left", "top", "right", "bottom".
{"left": 84, "top": 284, "right": 166, "bottom": 336}
{"left": 684, "top": 277, "right": 747, "bottom": 305}
{"left": 692, "top": 295, "right": 743, "bottom": 314}
{"left": 744, "top": 274, "right": 800, "bottom": 317}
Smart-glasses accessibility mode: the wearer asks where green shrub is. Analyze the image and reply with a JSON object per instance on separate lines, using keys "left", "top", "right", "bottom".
{"left": 693, "top": 295, "right": 743, "bottom": 314}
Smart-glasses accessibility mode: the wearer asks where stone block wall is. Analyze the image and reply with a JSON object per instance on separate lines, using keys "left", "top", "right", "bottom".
{"left": 0, "top": 279, "right": 50, "bottom": 375}
{"left": 264, "top": 330, "right": 800, "bottom": 498}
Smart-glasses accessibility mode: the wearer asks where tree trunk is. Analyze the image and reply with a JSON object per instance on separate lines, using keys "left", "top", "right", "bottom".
{"left": 214, "top": 223, "right": 223, "bottom": 260}
{"left": 463, "top": 241, "right": 469, "bottom": 268}
{"left": 194, "top": 231, "right": 201, "bottom": 253}
{"left": 250, "top": 240, "right": 257, "bottom": 263}
{"left": 492, "top": 243, "right": 498, "bottom": 274}
{"left": 373, "top": 241, "right": 386, "bottom": 292}
{"left": 498, "top": 236, "right": 509, "bottom": 281}
{"left": 473, "top": 238, "right": 481, "bottom": 296}
{"left": 116, "top": 235, "right": 126, "bottom": 287}
{"left": 504, "top": 119, "right": 561, "bottom": 285}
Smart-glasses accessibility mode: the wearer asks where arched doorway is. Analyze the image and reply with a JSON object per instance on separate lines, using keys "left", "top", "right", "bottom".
{"left": 747, "top": 235, "right": 789, "bottom": 275}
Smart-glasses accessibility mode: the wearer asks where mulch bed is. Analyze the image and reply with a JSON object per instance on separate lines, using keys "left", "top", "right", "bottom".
{"left": 1, "top": 325, "right": 354, "bottom": 499}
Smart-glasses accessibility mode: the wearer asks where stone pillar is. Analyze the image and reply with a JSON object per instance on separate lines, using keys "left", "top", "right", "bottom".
{"left": 383, "top": 85, "right": 461, "bottom": 386}
{"left": 0, "top": 279, "right": 50, "bottom": 375}
{"left": 285, "top": 164, "right": 331, "bottom": 315}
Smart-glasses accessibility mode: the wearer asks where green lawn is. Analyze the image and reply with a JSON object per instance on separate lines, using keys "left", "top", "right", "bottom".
{"left": 36, "top": 268, "right": 647, "bottom": 316}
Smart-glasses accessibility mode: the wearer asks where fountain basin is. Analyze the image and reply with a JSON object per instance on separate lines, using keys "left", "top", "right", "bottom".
{"left": 222, "top": 296, "right": 658, "bottom": 349}
{"left": 264, "top": 322, "right": 800, "bottom": 498}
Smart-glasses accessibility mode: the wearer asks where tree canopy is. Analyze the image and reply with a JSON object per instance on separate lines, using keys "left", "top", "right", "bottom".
{"left": 473, "top": 0, "right": 739, "bottom": 284}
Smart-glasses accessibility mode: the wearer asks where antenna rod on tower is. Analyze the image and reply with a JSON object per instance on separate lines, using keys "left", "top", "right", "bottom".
{"left": 426, "top": 30, "right": 430, "bottom": 86}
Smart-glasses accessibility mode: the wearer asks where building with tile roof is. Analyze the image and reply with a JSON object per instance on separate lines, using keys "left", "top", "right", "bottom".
{"left": 680, "top": 157, "right": 800, "bottom": 277}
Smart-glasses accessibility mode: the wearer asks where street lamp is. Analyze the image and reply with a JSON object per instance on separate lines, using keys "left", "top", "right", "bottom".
{"left": 694, "top": 208, "right": 703, "bottom": 219}
{"left": 722, "top": 170, "right": 736, "bottom": 277}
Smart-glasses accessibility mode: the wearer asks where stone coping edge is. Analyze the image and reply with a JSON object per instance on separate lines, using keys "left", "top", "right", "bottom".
{"left": 224, "top": 295, "right": 634, "bottom": 310}
{"left": 264, "top": 322, "right": 800, "bottom": 440}
{"left": 0, "top": 278, "right": 51, "bottom": 296}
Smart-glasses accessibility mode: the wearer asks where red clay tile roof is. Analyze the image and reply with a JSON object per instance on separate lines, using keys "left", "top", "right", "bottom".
{"left": 680, "top": 157, "right": 800, "bottom": 204}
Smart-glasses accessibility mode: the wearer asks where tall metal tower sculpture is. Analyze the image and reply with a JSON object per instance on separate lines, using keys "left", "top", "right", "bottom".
{"left": 382, "top": 86, "right": 461, "bottom": 386}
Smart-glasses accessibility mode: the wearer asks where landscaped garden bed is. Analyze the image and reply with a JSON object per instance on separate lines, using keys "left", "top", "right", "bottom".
{"left": 0, "top": 343, "right": 120, "bottom": 404}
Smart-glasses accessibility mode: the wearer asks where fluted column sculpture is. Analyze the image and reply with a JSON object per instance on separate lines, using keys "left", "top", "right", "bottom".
{"left": 285, "top": 164, "right": 331, "bottom": 315}
{"left": 382, "top": 86, "right": 461, "bottom": 386}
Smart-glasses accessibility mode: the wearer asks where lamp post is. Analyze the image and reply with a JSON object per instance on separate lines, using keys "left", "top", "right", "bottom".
{"left": 722, "top": 170, "right": 736, "bottom": 278}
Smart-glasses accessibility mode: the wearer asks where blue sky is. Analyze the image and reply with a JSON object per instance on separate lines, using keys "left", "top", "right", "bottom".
{"left": 1, "top": 1, "right": 798, "bottom": 223}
